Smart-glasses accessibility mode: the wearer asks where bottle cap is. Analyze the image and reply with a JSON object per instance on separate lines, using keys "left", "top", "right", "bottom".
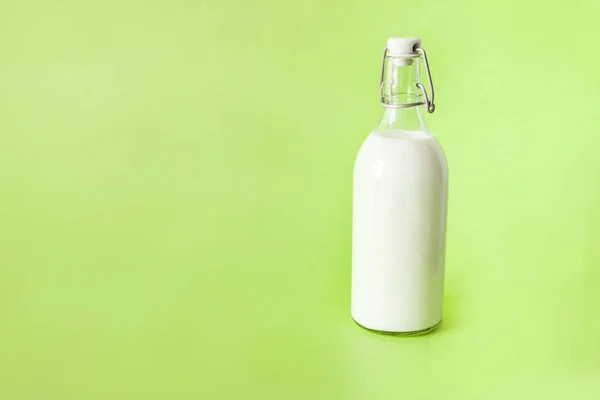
{"left": 386, "top": 37, "right": 421, "bottom": 57}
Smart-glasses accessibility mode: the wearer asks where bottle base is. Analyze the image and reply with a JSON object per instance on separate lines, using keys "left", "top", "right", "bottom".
{"left": 352, "top": 318, "right": 442, "bottom": 336}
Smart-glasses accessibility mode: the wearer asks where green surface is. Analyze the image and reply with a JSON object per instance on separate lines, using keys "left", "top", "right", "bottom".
{"left": 1, "top": 0, "right": 600, "bottom": 398}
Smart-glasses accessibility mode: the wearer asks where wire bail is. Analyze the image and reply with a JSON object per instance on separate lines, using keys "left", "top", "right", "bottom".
{"left": 379, "top": 46, "right": 436, "bottom": 113}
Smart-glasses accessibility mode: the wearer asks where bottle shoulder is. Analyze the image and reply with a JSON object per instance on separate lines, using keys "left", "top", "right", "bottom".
{"left": 354, "top": 131, "right": 447, "bottom": 178}
{"left": 357, "top": 131, "right": 445, "bottom": 158}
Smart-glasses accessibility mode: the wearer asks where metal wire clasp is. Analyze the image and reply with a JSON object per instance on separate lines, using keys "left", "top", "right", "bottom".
{"left": 379, "top": 46, "right": 436, "bottom": 113}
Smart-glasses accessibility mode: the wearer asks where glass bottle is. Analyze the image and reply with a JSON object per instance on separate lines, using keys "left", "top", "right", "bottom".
{"left": 351, "top": 37, "right": 448, "bottom": 335}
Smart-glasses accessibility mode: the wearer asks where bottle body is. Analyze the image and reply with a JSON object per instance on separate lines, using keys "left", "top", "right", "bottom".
{"left": 351, "top": 128, "right": 448, "bottom": 333}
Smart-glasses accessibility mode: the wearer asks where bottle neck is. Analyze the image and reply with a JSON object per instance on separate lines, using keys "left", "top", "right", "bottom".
{"left": 375, "top": 55, "right": 428, "bottom": 133}
{"left": 375, "top": 107, "right": 427, "bottom": 133}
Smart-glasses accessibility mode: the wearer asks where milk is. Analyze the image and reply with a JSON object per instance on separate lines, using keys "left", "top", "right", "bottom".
{"left": 351, "top": 129, "right": 448, "bottom": 333}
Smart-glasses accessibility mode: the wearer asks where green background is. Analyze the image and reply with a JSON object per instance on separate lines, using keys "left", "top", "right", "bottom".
{"left": 1, "top": 0, "right": 599, "bottom": 398}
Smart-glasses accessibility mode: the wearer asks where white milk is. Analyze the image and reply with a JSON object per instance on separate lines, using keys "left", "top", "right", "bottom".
{"left": 351, "top": 129, "right": 448, "bottom": 333}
